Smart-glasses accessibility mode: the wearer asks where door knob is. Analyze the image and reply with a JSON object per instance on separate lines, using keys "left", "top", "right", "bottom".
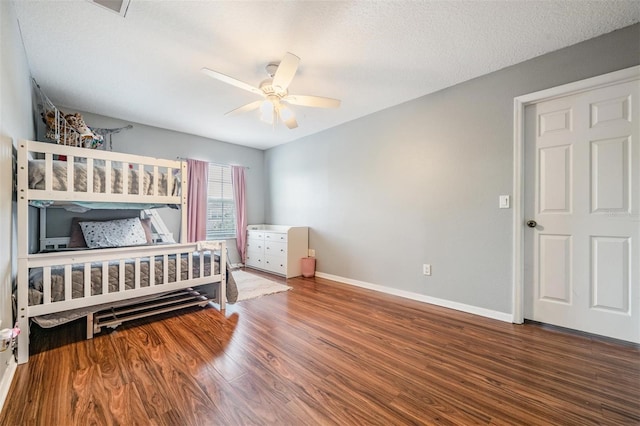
{"left": 526, "top": 220, "right": 537, "bottom": 228}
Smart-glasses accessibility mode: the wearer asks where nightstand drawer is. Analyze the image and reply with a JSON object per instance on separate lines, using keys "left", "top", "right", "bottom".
{"left": 264, "top": 232, "right": 287, "bottom": 243}
{"left": 245, "top": 253, "right": 263, "bottom": 268}
{"left": 264, "top": 255, "right": 286, "bottom": 275}
{"left": 264, "top": 241, "right": 286, "bottom": 256}
{"left": 247, "top": 230, "right": 265, "bottom": 241}
{"left": 246, "top": 239, "right": 264, "bottom": 252}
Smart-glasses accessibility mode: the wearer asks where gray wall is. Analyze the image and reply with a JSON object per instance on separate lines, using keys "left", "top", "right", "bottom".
{"left": 264, "top": 24, "right": 640, "bottom": 315}
{"left": 0, "top": 0, "right": 35, "bottom": 393}
{"left": 46, "top": 111, "right": 265, "bottom": 263}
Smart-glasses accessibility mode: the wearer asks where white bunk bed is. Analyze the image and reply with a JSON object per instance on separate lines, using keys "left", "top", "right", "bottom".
{"left": 16, "top": 140, "right": 228, "bottom": 364}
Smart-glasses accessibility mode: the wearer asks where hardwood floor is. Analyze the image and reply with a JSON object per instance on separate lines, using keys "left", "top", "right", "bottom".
{"left": 1, "top": 273, "right": 639, "bottom": 425}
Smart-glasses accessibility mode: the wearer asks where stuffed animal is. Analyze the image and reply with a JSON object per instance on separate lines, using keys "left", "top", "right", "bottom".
{"left": 65, "top": 113, "right": 93, "bottom": 139}
{"left": 64, "top": 113, "right": 104, "bottom": 149}
{"left": 42, "top": 110, "right": 103, "bottom": 148}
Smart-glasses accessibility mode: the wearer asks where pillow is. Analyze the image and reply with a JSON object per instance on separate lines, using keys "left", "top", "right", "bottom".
{"left": 79, "top": 218, "right": 148, "bottom": 249}
{"left": 69, "top": 217, "right": 153, "bottom": 248}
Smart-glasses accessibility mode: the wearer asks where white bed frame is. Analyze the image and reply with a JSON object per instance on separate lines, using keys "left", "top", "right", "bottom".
{"left": 16, "top": 140, "right": 226, "bottom": 364}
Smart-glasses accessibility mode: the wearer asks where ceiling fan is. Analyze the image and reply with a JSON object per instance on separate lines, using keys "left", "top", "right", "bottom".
{"left": 202, "top": 52, "right": 341, "bottom": 129}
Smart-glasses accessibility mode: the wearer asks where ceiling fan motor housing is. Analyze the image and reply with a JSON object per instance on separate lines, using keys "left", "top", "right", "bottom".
{"left": 260, "top": 79, "right": 287, "bottom": 98}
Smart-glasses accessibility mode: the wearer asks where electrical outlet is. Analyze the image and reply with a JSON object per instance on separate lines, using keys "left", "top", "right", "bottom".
{"left": 423, "top": 264, "right": 431, "bottom": 276}
{"left": 308, "top": 249, "right": 316, "bottom": 257}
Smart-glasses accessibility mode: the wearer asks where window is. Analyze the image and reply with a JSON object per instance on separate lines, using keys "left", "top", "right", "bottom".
{"left": 206, "top": 164, "right": 236, "bottom": 239}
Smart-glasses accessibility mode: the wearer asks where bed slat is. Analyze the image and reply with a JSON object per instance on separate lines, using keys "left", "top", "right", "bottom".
{"left": 86, "top": 158, "right": 94, "bottom": 194}
{"left": 167, "top": 167, "right": 173, "bottom": 197}
{"left": 175, "top": 252, "right": 181, "bottom": 283}
{"left": 153, "top": 165, "right": 159, "bottom": 196}
{"left": 163, "top": 254, "right": 169, "bottom": 284}
{"left": 43, "top": 267, "right": 52, "bottom": 304}
{"left": 64, "top": 264, "right": 72, "bottom": 301}
{"left": 119, "top": 260, "right": 125, "bottom": 292}
{"left": 122, "top": 162, "right": 129, "bottom": 195}
{"left": 134, "top": 258, "right": 141, "bottom": 289}
{"left": 188, "top": 252, "right": 193, "bottom": 280}
{"left": 149, "top": 256, "right": 155, "bottom": 287}
{"left": 138, "top": 164, "right": 144, "bottom": 196}
{"left": 102, "top": 262, "right": 109, "bottom": 295}
{"left": 45, "top": 153, "right": 53, "bottom": 192}
{"left": 84, "top": 263, "right": 91, "bottom": 298}
{"left": 66, "top": 155, "right": 74, "bottom": 193}
{"left": 199, "top": 252, "right": 204, "bottom": 278}
{"left": 104, "top": 160, "right": 112, "bottom": 194}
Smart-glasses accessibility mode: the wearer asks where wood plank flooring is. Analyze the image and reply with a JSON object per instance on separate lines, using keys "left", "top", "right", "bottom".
{"left": 1, "top": 273, "right": 639, "bottom": 425}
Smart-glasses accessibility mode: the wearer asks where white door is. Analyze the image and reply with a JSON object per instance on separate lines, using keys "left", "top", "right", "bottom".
{"left": 524, "top": 77, "right": 640, "bottom": 343}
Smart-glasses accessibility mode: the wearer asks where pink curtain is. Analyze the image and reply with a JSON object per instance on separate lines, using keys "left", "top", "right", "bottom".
{"left": 231, "top": 165, "right": 247, "bottom": 263}
{"left": 187, "top": 159, "right": 209, "bottom": 242}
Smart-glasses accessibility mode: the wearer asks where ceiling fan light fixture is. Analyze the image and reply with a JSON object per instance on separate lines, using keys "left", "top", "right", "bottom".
{"left": 260, "top": 100, "right": 274, "bottom": 124}
{"left": 280, "top": 106, "right": 294, "bottom": 122}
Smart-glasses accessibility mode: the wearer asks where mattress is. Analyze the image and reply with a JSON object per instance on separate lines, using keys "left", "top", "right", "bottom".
{"left": 28, "top": 159, "right": 179, "bottom": 196}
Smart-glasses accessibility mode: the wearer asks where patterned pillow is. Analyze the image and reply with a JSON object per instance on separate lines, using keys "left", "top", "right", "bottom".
{"left": 69, "top": 217, "right": 153, "bottom": 248}
{"left": 79, "top": 218, "right": 148, "bottom": 249}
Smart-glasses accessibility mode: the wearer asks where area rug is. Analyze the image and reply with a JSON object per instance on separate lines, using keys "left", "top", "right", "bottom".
{"left": 232, "top": 270, "right": 292, "bottom": 301}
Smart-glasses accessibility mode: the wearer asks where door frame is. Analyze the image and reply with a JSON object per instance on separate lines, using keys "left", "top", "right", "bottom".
{"left": 511, "top": 65, "right": 640, "bottom": 324}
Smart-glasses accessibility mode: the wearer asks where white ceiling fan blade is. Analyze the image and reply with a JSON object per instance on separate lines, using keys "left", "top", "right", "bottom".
{"left": 272, "top": 52, "right": 300, "bottom": 91}
{"left": 201, "top": 67, "right": 264, "bottom": 97}
{"left": 283, "top": 95, "right": 341, "bottom": 109}
{"left": 284, "top": 116, "right": 298, "bottom": 129}
{"left": 225, "top": 100, "right": 263, "bottom": 116}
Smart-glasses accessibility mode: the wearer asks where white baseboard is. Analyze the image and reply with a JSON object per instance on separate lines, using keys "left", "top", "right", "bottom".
{"left": 0, "top": 356, "right": 17, "bottom": 412}
{"left": 315, "top": 272, "right": 513, "bottom": 323}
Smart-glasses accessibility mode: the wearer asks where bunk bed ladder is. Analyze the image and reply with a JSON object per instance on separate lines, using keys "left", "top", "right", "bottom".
{"left": 142, "top": 209, "right": 176, "bottom": 243}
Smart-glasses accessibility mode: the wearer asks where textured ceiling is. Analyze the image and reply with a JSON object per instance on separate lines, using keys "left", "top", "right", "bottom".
{"left": 13, "top": 1, "right": 640, "bottom": 150}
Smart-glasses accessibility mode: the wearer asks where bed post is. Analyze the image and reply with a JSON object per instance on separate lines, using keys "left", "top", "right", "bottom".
{"left": 39, "top": 208, "right": 47, "bottom": 252}
{"left": 16, "top": 140, "right": 30, "bottom": 364}
{"left": 180, "top": 161, "right": 188, "bottom": 244}
{"left": 220, "top": 241, "right": 226, "bottom": 311}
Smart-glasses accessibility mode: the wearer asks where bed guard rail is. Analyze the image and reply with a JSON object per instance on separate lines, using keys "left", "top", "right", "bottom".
{"left": 18, "top": 139, "right": 185, "bottom": 204}
{"left": 19, "top": 241, "right": 226, "bottom": 317}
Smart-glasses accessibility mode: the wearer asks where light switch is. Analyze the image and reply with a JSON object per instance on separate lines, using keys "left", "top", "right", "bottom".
{"left": 499, "top": 195, "right": 510, "bottom": 209}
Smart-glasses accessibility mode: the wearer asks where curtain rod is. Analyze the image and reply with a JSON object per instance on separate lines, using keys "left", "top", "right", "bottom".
{"left": 176, "top": 157, "right": 250, "bottom": 170}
